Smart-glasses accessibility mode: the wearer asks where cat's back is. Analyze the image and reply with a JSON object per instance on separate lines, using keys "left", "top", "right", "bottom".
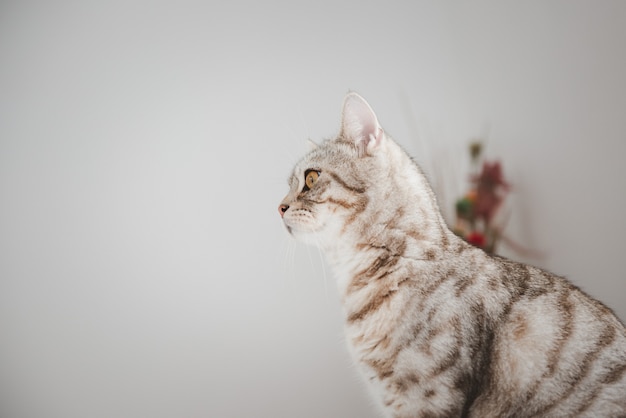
{"left": 342, "top": 242, "right": 626, "bottom": 417}
{"left": 468, "top": 255, "right": 626, "bottom": 417}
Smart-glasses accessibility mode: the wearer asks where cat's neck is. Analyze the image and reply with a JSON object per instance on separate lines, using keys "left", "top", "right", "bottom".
{"left": 322, "top": 138, "right": 460, "bottom": 295}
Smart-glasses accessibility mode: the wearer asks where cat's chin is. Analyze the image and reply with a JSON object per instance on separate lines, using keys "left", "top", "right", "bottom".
{"left": 283, "top": 224, "right": 326, "bottom": 247}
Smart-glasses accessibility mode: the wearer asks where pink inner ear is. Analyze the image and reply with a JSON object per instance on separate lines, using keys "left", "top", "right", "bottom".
{"left": 341, "top": 93, "right": 382, "bottom": 152}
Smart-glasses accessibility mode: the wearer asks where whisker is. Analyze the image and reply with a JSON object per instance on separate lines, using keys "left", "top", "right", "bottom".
{"left": 313, "top": 232, "right": 331, "bottom": 306}
{"left": 278, "top": 234, "right": 297, "bottom": 293}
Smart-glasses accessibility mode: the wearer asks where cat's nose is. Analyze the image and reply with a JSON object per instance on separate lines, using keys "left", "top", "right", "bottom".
{"left": 278, "top": 204, "right": 289, "bottom": 217}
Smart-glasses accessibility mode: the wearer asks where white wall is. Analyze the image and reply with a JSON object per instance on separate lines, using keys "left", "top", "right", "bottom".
{"left": 1, "top": 1, "right": 624, "bottom": 417}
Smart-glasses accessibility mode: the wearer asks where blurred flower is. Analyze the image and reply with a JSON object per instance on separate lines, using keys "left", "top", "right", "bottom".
{"left": 471, "top": 161, "right": 510, "bottom": 223}
{"left": 454, "top": 142, "right": 510, "bottom": 253}
{"left": 469, "top": 141, "right": 483, "bottom": 161}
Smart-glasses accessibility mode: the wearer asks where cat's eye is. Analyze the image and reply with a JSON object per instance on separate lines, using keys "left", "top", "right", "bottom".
{"left": 303, "top": 169, "right": 320, "bottom": 191}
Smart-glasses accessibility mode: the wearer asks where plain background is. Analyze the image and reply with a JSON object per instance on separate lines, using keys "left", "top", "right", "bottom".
{"left": 1, "top": 1, "right": 624, "bottom": 417}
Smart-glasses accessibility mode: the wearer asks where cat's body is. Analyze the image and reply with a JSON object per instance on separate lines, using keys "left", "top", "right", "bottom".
{"left": 279, "top": 93, "right": 626, "bottom": 417}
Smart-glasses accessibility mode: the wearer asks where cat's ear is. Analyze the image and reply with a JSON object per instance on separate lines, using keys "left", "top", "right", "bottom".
{"left": 340, "top": 92, "right": 384, "bottom": 156}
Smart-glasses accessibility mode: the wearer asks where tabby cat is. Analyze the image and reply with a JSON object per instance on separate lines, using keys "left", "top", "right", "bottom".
{"left": 278, "top": 92, "right": 626, "bottom": 417}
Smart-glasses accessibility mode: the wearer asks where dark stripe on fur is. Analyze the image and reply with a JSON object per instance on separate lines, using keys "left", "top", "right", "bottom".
{"left": 347, "top": 283, "right": 400, "bottom": 323}
{"left": 461, "top": 300, "right": 497, "bottom": 417}
{"left": 327, "top": 170, "right": 366, "bottom": 194}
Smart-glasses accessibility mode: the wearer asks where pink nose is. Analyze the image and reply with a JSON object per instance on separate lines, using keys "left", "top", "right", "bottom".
{"left": 278, "top": 204, "right": 289, "bottom": 217}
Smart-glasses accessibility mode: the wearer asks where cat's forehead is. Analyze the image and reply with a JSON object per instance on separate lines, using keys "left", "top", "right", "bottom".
{"left": 295, "top": 140, "right": 355, "bottom": 171}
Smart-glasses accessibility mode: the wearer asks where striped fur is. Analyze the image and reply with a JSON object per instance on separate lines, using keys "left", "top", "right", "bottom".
{"left": 279, "top": 93, "right": 626, "bottom": 417}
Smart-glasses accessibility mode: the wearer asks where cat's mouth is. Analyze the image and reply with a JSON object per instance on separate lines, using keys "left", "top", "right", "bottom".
{"left": 282, "top": 218, "right": 317, "bottom": 239}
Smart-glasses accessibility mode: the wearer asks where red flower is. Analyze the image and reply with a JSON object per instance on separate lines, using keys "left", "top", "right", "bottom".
{"left": 466, "top": 231, "right": 486, "bottom": 248}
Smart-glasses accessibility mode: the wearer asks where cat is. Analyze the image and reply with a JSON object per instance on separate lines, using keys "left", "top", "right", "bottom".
{"left": 278, "top": 92, "right": 626, "bottom": 417}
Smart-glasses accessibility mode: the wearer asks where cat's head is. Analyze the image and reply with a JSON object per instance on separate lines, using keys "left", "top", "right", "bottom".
{"left": 278, "top": 93, "right": 407, "bottom": 248}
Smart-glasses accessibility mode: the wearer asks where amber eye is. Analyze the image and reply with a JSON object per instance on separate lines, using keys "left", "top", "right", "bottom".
{"left": 303, "top": 169, "right": 320, "bottom": 191}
